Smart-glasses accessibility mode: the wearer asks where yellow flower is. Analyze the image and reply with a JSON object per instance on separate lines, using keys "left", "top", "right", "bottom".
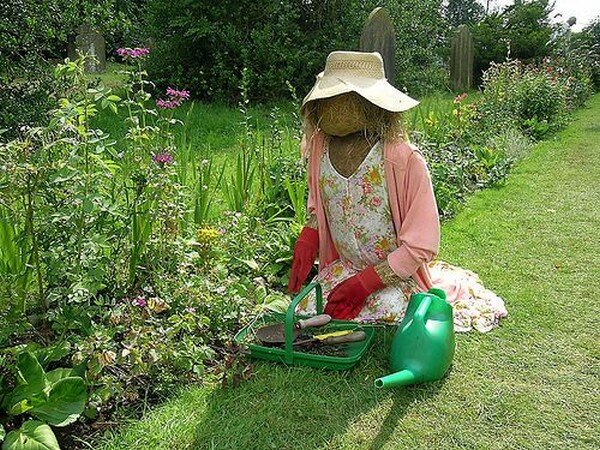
{"left": 196, "top": 227, "right": 220, "bottom": 244}
{"left": 366, "top": 167, "right": 381, "bottom": 184}
{"left": 147, "top": 297, "right": 169, "bottom": 313}
{"left": 332, "top": 265, "right": 344, "bottom": 277}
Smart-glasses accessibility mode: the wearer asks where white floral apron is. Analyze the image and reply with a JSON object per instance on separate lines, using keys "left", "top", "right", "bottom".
{"left": 297, "top": 139, "right": 421, "bottom": 323}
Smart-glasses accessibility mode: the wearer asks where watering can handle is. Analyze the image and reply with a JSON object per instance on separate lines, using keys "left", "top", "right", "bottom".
{"left": 413, "top": 295, "right": 432, "bottom": 323}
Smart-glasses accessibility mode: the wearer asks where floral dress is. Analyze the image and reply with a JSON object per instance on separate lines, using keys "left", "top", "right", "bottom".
{"left": 297, "top": 139, "right": 422, "bottom": 323}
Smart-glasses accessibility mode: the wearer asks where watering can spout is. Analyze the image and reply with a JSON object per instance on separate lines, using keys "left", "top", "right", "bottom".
{"left": 374, "top": 369, "right": 416, "bottom": 389}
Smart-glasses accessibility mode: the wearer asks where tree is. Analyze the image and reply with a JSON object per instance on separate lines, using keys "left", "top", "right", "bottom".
{"left": 443, "top": 0, "right": 486, "bottom": 27}
{"left": 581, "top": 16, "right": 600, "bottom": 89}
{"left": 141, "top": 0, "right": 450, "bottom": 102}
{"left": 471, "top": 0, "right": 555, "bottom": 84}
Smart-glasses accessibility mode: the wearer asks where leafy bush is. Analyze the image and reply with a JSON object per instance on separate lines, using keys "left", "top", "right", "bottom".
{"left": 410, "top": 93, "right": 524, "bottom": 219}
{"left": 582, "top": 17, "right": 600, "bottom": 90}
{"left": 141, "top": 0, "right": 449, "bottom": 103}
{"left": 0, "top": 1, "right": 142, "bottom": 137}
{"left": 0, "top": 51, "right": 305, "bottom": 443}
{"left": 471, "top": 0, "right": 554, "bottom": 84}
{"left": 475, "top": 59, "right": 577, "bottom": 140}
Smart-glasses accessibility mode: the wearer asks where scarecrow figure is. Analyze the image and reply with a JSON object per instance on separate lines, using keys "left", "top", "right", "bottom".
{"left": 288, "top": 51, "right": 507, "bottom": 332}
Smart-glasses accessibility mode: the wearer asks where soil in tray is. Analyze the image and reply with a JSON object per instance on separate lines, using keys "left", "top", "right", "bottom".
{"left": 246, "top": 328, "right": 355, "bottom": 357}
{"left": 298, "top": 342, "right": 351, "bottom": 357}
{"left": 243, "top": 316, "right": 366, "bottom": 357}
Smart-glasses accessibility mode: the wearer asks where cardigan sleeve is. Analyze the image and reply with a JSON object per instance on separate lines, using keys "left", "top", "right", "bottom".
{"left": 386, "top": 149, "right": 440, "bottom": 279}
{"left": 302, "top": 133, "right": 318, "bottom": 222}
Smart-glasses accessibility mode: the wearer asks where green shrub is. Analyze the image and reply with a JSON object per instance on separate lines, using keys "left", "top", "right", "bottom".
{"left": 0, "top": 52, "right": 302, "bottom": 429}
{"left": 471, "top": 0, "right": 554, "bottom": 84}
{"left": 475, "top": 59, "right": 578, "bottom": 140}
{"left": 0, "top": 1, "right": 142, "bottom": 136}
{"left": 141, "top": 0, "right": 449, "bottom": 103}
{"left": 582, "top": 17, "right": 600, "bottom": 90}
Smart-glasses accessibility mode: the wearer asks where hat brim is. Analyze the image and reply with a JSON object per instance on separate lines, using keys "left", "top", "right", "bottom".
{"left": 300, "top": 72, "right": 420, "bottom": 116}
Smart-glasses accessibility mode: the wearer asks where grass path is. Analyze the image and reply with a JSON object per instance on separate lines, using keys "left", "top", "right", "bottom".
{"left": 97, "top": 95, "right": 600, "bottom": 450}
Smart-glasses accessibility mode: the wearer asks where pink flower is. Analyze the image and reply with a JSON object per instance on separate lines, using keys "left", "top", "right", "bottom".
{"left": 156, "top": 98, "right": 179, "bottom": 109}
{"left": 453, "top": 93, "right": 468, "bottom": 104}
{"left": 156, "top": 87, "right": 190, "bottom": 109}
{"left": 132, "top": 295, "right": 147, "bottom": 308}
{"left": 117, "top": 47, "right": 150, "bottom": 59}
{"left": 166, "top": 87, "right": 190, "bottom": 100}
{"left": 152, "top": 152, "right": 174, "bottom": 165}
{"left": 371, "top": 197, "right": 382, "bottom": 207}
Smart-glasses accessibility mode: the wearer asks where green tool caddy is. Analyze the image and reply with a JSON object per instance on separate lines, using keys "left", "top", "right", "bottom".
{"left": 234, "top": 282, "right": 375, "bottom": 370}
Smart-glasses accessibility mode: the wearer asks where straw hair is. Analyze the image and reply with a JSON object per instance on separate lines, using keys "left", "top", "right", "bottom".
{"left": 301, "top": 92, "right": 407, "bottom": 157}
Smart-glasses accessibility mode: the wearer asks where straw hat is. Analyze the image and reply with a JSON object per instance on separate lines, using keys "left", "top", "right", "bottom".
{"left": 300, "top": 51, "right": 419, "bottom": 116}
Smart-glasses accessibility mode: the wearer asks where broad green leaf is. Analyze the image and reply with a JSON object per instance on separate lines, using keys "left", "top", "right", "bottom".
{"left": 16, "top": 353, "right": 45, "bottom": 390}
{"left": 0, "top": 423, "right": 5, "bottom": 442}
{"left": 260, "top": 293, "right": 290, "bottom": 314}
{"left": 33, "top": 342, "right": 71, "bottom": 368}
{"left": 83, "top": 198, "right": 94, "bottom": 214}
{"left": 239, "top": 258, "right": 259, "bottom": 271}
{"left": 10, "top": 353, "right": 47, "bottom": 407}
{"left": 8, "top": 398, "right": 33, "bottom": 415}
{"left": 2, "top": 420, "right": 60, "bottom": 450}
{"left": 44, "top": 369, "right": 72, "bottom": 385}
{"left": 31, "top": 377, "right": 87, "bottom": 427}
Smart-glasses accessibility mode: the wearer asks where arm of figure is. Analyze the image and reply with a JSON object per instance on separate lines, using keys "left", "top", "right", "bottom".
{"left": 386, "top": 149, "right": 440, "bottom": 279}
{"left": 373, "top": 259, "right": 400, "bottom": 285}
{"left": 288, "top": 134, "right": 319, "bottom": 293}
{"left": 305, "top": 214, "right": 318, "bottom": 229}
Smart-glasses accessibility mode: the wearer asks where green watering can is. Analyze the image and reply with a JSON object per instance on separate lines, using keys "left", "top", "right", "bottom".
{"left": 375, "top": 288, "right": 455, "bottom": 388}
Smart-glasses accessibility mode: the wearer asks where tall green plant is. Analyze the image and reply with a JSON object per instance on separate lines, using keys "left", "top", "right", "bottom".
{"left": 0, "top": 207, "right": 30, "bottom": 312}
{"left": 222, "top": 150, "right": 256, "bottom": 212}
{"left": 192, "top": 156, "right": 225, "bottom": 226}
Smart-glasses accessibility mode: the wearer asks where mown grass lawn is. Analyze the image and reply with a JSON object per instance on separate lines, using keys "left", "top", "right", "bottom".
{"left": 94, "top": 93, "right": 600, "bottom": 449}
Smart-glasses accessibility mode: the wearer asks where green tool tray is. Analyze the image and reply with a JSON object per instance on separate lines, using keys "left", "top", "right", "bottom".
{"left": 234, "top": 282, "right": 375, "bottom": 370}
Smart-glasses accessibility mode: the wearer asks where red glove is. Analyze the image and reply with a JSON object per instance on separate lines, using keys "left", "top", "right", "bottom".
{"left": 288, "top": 226, "right": 319, "bottom": 294}
{"left": 324, "top": 266, "right": 385, "bottom": 319}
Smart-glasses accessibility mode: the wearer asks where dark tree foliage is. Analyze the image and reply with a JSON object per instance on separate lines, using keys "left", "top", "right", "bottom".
{"left": 0, "top": 0, "right": 143, "bottom": 136}
{"left": 142, "top": 0, "right": 449, "bottom": 103}
{"left": 582, "top": 16, "right": 600, "bottom": 89}
{"left": 471, "top": 0, "right": 555, "bottom": 84}
{"left": 443, "top": 0, "right": 486, "bottom": 27}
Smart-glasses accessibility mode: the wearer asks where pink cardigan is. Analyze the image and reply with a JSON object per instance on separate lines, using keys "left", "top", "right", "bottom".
{"left": 302, "top": 130, "right": 440, "bottom": 290}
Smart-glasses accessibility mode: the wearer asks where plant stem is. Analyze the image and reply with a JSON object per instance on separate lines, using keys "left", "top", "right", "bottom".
{"left": 25, "top": 173, "right": 46, "bottom": 313}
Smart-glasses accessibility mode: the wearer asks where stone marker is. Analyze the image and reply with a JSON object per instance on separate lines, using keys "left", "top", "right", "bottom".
{"left": 69, "top": 24, "right": 106, "bottom": 73}
{"left": 450, "top": 24, "right": 474, "bottom": 92}
{"left": 360, "top": 7, "right": 396, "bottom": 86}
